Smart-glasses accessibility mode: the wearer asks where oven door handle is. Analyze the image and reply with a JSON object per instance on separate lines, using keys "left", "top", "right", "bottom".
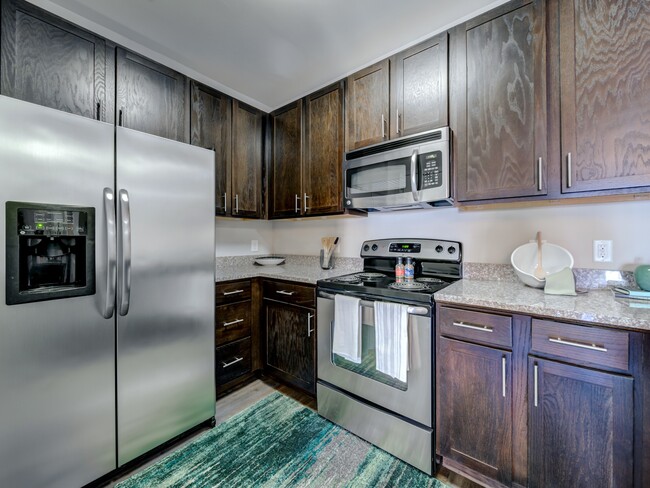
{"left": 410, "top": 149, "right": 419, "bottom": 202}
{"left": 319, "top": 292, "right": 429, "bottom": 316}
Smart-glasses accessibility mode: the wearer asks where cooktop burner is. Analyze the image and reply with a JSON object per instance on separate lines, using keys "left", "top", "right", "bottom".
{"left": 388, "top": 281, "right": 431, "bottom": 291}
{"left": 332, "top": 275, "right": 362, "bottom": 284}
{"left": 356, "top": 272, "right": 385, "bottom": 280}
{"left": 416, "top": 277, "right": 445, "bottom": 284}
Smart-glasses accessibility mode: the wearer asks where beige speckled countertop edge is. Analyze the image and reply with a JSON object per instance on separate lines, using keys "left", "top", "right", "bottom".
{"left": 215, "top": 264, "right": 358, "bottom": 285}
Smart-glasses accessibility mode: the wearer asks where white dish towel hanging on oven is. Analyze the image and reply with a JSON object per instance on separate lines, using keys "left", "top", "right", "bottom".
{"left": 374, "top": 300, "right": 409, "bottom": 382}
{"left": 333, "top": 294, "right": 362, "bottom": 363}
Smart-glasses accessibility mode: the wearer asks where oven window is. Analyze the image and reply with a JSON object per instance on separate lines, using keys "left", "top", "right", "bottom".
{"left": 347, "top": 158, "right": 410, "bottom": 198}
{"left": 332, "top": 306, "right": 408, "bottom": 391}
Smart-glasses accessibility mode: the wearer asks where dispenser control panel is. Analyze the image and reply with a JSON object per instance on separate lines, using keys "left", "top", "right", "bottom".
{"left": 17, "top": 208, "right": 87, "bottom": 236}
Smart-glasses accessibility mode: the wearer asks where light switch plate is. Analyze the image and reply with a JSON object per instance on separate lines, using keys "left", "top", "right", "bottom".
{"left": 251, "top": 239, "right": 259, "bottom": 252}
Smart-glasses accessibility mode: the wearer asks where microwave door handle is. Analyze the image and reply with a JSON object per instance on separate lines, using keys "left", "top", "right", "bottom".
{"left": 410, "top": 149, "right": 419, "bottom": 202}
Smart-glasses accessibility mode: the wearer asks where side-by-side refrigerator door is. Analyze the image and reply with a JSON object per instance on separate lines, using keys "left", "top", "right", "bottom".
{"left": 0, "top": 96, "right": 116, "bottom": 488}
{"left": 115, "top": 126, "right": 216, "bottom": 466}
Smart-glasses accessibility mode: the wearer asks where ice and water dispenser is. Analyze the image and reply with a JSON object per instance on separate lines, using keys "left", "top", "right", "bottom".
{"left": 5, "top": 202, "right": 95, "bottom": 304}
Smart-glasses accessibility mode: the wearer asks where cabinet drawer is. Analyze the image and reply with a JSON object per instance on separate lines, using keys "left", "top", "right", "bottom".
{"left": 216, "top": 337, "right": 251, "bottom": 385}
{"left": 215, "top": 301, "right": 251, "bottom": 347}
{"left": 263, "top": 280, "right": 315, "bottom": 308}
{"left": 531, "top": 319, "right": 629, "bottom": 371}
{"left": 438, "top": 306, "right": 512, "bottom": 349}
{"left": 215, "top": 280, "right": 251, "bottom": 305}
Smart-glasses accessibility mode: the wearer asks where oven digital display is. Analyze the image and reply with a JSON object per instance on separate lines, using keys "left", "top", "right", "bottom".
{"left": 389, "top": 242, "right": 421, "bottom": 253}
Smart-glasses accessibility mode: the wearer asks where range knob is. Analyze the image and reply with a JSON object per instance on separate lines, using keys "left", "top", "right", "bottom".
{"left": 447, "top": 246, "right": 456, "bottom": 255}
{"left": 363, "top": 244, "right": 370, "bottom": 252}
{"left": 435, "top": 245, "right": 443, "bottom": 253}
{"left": 371, "top": 244, "right": 378, "bottom": 251}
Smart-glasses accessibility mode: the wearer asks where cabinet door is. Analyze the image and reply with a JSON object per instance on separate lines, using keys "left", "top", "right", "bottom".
{"left": 560, "top": 0, "right": 650, "bottom": 193}
{"left": 529, "top": 358, "right": 633, "bottom": 488}
{"left": 265, "top": 301, "right": 315, "bottom": 393}
{"left": 437, "top": 337, "right": 512, "bottom": 485}
{"left": 231, "top": 100, "right": 263, "bottom": 218}
{"left": 269, "top": 100, "right": 302, "bottom": 218}
{"left": 190, "top": 82, "right": 232, "bottom": 216}
{"left": 391, "top": 33, "right": 448, "bottom": 138}
{"left": 345, "top": 59, "right": 389, "bottom": 151}
{"left": 116, "top": 48, "right": 189, "bottom": 143}
{"left": 0, "top": 0, "right": 110, "bottom": 121}
{"left": 455, "top": 1, "right": 547, "bottom": 201}
{"left": 303, "top": 82, "right": 344, "bottom": 216}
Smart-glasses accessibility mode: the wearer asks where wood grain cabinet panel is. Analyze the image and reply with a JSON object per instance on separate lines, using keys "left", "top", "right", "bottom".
{"left": 116, "top": 48, "right": 189, "bottom": 143}
{"left": 455, "top": 0, "right": 548, "bottom": 201}
{"left": 0, "top": 0, "right": 110, "bottom": 121}
{"left": 559, "top": 0, "right": 650, "bottom": 193}
{"left": 190, "top": 82, "right": 231, "bottom": 216}
{"left": 528, "top": 357, "right": 633, "bottom": 488}
{"left": 231, "top": 100, "right": 263, "bottom": 218}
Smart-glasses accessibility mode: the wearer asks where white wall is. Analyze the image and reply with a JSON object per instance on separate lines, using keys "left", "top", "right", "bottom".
{"left": 215, "top": 219, "right": 273, "bottom": 257}
{"left": 270, "top": 200, "right": 650, "bottom": 270}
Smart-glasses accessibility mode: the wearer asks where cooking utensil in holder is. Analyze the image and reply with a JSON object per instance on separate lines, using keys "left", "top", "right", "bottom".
{"left": 320, "top": 249, "right": 334, "bottom": 269}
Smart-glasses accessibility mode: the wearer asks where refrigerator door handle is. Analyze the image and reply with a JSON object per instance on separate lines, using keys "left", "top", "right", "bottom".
{"left": 117, "top": 189, "right": 132, "bottom": 316}
{"left": 102, "top": 188, "right": 117, "bottom": 318}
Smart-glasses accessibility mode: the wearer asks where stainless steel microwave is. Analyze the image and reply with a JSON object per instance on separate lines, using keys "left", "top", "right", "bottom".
{"left": 344, "top": 127, "right": 451, "bottom": 211}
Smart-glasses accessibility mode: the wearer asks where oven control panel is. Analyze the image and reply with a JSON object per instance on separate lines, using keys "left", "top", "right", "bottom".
{"left": 361, "top": 238, "right": 461, "bottom": 262}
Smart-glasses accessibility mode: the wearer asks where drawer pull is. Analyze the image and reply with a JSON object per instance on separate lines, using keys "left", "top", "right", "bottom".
{"left": 277, "top": 290, "right": 295, "bottom": 296}
{"left": 452, "top": 321, "right": 493, "bottom": 333}
{"left": 222, "top": 357, "right": 244, "bottom": 368}
{"left": 223, "top": 289, "right": 244, "bottom": 296}
{"left": 534, "top": 363, "right": 539, "bottom": 407}
{"left": 548, "top": 337, "right": 607, "bottom": 352}
{"left": 223, "top": 318, "right": 244, "bottom": 327}
{"left": 502, "top": 356, "right": 506, "bottom": 398}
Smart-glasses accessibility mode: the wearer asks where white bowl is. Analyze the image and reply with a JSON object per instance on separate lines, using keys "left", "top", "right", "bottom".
{"left": 254, "top": 256, "right": 286, "bottom": 266}
{"left": 511, "top": 242, "right": 574, "bottom": 289}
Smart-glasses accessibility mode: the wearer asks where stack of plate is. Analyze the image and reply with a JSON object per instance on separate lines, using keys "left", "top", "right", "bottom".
{"left": 254, "top": 256, "right": 286, "bottom": 266}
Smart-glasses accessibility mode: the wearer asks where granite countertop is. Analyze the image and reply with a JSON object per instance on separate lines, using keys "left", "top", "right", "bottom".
{"left": 434, "top": 279, "right": 650, "bottom": 332}
{"left": 215, "top": 255, "right": 363, "bottom": 285}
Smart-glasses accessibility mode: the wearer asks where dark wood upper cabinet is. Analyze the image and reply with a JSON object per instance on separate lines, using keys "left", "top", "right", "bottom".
{"left": 270, "top": 100, "right": 303, "bottom": 218}
{"left": 303, "top": 82, "right": 344, "bottom": 215}
{"left": 390, "top": 33, "right": 448, "bottom": 138}
{"left": 231, "top": 100, "right": 263, "bottom": 218}
{"left": 345, "top": 59, "right": 390, "bottom": 152}
{"left": 437, "top": 337, "right": 513, "bottom": 486}
{"left": 528, "top": 357, "right": 634, "bottom": 488}
{"left": 190, "top": 82, "right": 232, "bottom": 216}
{"left": 559, "top": 0, "right": 650, "bottom": 194}
{"left": 454, "top": 0, "right": 548, "bottom": 202}
{"left": 0, "top": 0, "right": 112, "bottom": 122}
{"left": 116, "top": 47, "right": 189, "bottom": 143}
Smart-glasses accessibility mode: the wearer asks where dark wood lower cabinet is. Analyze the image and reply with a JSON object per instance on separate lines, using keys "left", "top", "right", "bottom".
{"left": 264, "top": 299, "right": 315, "bottom": 394}
{"left": 437, "top": 337, "right": 512, "bottom": 486}
{"left": 528, "top": 357, "right": 634, "bottom": 488}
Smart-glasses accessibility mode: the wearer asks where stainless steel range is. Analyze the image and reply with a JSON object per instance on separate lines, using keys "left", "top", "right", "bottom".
{"left": 316, "top": 238, "right": 462, "bottom": 475}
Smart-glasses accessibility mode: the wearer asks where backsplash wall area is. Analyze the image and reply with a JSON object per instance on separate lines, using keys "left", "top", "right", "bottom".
{"left": 215, "top": 219, "right": 273, "bottom": 257}
{"left": 262, "top": 200, "right": 650, "bottom": 270}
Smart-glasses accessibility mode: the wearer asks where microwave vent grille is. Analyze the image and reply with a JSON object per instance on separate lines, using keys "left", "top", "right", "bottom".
{"left": 346, "top": 130, "right": 443, "bottom": 161}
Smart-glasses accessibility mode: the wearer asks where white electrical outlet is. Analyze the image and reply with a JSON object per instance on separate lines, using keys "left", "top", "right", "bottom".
{"left": 251, "top": 239, "right": 259, "bottom": 252}
{"left": 593, "top": 240, "right": 613, "bottom": 262}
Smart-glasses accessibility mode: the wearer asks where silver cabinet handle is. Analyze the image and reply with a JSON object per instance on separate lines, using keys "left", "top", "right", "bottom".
{"left": 410, "top": 149, "right": 419, "bottom": 202}
{"left": 381, "top": 113, "right": 386, "bottom": 139}
{"left": 534, "top": 363, "right": 539, "bottom": 407}
{"left": 117, "top": 189, "right": 131, "bottom": 316}
{"left": 396, "top": 110, "right": 401, "bottom": 135}
{"left": 223, "top": 289, "right": 244, "bottom": 296}
{"left": 304, "top": 193, "right": 310, "bottom": 212}
{"left": 548, "top": 337, "right": 607, "bottom": 352}
{"left": 452, "top": 321, "right": 493, "bottom": 332}
{"left": 567, "top": 152, "right": 572, "bottom": 188}
{"left": 537, "top": 157, "right": 543, "bottom": 191}
{"left": 277, "top": 290, "right": 295, "bottom": 296}
{"left": 223, "top": 318, "right": 244, "bottom": 327}
{"left": 295, "top": 194, "right": 300, "bottom": 213}
{"left": 223, "top": 193, "right": 227, "bottom": 213}
{"left": 307, "top": 312, "right": 315, "bottom": 337}
{"left": 102, "top": 188, "right": 117, "bottom": 319}
{"left": 502, "top": 356, "right": 507, "bottom": 397}
{"left": 235, "top": 194, "right": 239, "bottom": 214}
{"left": 222, "top": 357, "right": 243, "bottom": 368}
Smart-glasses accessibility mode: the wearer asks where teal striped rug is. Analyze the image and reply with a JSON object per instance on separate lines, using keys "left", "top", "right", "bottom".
{"left": 117, "top": 392, "right": 448, "bottom": 487}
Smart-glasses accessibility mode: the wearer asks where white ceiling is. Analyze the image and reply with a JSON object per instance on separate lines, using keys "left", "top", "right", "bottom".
{"left": 31, "top": 0, "right": 506, "bottom": 112}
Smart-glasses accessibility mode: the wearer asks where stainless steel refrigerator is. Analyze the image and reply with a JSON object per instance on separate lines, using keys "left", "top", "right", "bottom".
{"left": 0, "top": 95, "right": 216, "bottom": 488}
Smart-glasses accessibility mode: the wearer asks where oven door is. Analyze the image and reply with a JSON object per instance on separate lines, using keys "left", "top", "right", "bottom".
{"left": 317, "top": 291, "right": 432, "bottom": 427}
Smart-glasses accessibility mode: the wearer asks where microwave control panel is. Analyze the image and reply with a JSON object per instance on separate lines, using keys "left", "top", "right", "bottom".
{"left": 419, "top": 151, "right": 442, "bottom": 189}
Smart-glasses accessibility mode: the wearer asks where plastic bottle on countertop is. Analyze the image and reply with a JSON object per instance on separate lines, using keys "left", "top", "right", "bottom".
{"left": 395, "top": 257, "right": 405, "bottom": 283}
{"left": 404, "top": 257, "right": 415, "bottom": 282}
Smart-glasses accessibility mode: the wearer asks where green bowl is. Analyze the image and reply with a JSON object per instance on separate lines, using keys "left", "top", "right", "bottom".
{"left": 635, "top": 265, "right": 650, "bottom": 291}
